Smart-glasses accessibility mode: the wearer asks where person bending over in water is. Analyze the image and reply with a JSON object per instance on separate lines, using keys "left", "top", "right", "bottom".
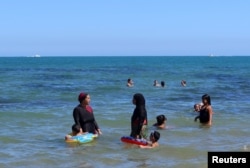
{"left": 65, "top": 124, "right": 83, "bottom": 140}
{"left": 130, "top": 93, "right": 148, "bottom": 139}
{"left": 139, "top": 131, "right": 160, "bottom": 149}
{"left": 194, "top": 94, "right": 213, "bottom": 126}
{"left": 153, "top": 114, "right": 167, "bottom": 129}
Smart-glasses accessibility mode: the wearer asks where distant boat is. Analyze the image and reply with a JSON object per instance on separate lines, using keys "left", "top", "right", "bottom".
{"left": 34, "top": 54, "right": 40, "bottom": 57}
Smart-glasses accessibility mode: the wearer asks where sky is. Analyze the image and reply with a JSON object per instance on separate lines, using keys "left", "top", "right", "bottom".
{"left": 1, "top": 0, "right": 249, "bottom": 56}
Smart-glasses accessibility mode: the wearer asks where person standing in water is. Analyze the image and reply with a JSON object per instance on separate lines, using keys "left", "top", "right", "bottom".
{"left": 130, "top": 93, "right": 148, "bottom": 139}
{"left": 73, "top": 92, "right": 102, "bottom": 135}
{"left": 194, "top": 94, "right": 213, "bottom": 126}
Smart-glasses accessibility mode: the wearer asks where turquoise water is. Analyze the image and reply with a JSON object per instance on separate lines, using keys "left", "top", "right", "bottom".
{"left": 0, "top": 56, "right": 249, "bottom": 168}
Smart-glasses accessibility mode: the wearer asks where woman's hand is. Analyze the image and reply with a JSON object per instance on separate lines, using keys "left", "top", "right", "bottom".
{"left": 97, "top": 129, "right": 102, "bottom": 135}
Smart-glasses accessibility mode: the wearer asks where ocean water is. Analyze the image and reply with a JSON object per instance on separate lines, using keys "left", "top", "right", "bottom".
{"left": 0, "top": 56, "right": 249, "bottom": 168}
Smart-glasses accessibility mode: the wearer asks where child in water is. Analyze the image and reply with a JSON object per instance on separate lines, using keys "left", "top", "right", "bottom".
{"left": 65, "top": 124, "right": 83, "bottom": 141}
{"left": 139, "top": 131, "right": 160, "bottom": 149}
{"left": 194, "top": 103, "right": 202, "bottom": 112}
{"left": 153, "top": 114, "right": 167, "bottom": 129}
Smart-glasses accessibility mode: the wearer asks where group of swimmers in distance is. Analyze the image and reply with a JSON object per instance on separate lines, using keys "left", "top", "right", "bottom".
{"left": 153, "top": 80, "right": 165, "bottom": 87}
{"left": 65, "top": 84, "right": 213, "bottom": 149}
{"left": 127, "top": 78, "right": 187, "bottom": 88}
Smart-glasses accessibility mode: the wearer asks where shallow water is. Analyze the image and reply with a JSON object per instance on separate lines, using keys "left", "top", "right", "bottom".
{"left": 0, "top": 56, "right": 249, "bottom": 167}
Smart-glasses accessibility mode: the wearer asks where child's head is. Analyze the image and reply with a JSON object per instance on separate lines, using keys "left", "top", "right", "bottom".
{"left": 156, "top": 115, "right": 167, "bottom": 125}
{"left": 194, "top": 104, "right": 200, "bottom": 112}
{"left": 150, "top": 131, "right": 160, "bottom": 142}
{"left": 72, "top": 124, "right": 81, "bottom": 134}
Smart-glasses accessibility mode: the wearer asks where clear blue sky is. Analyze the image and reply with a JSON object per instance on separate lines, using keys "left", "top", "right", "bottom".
{"left": 1, "top": 0, "right": 249, "bottom": 56}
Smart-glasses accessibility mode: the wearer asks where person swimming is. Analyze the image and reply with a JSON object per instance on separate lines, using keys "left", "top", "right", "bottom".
{"left": 153, "top": 114, "right": 167, "bottom": 129}
{"left": 127, "top": 78, "right": 134, "bottom": 87}
{"left": 160, "top": 81, "right": 165, "bottom": 87}
{"left": 139, "top": 131, "right": 160, "bottom": 149}
{"left": 153, "top": 80, "right": 161, "bottom": 87}
{"left": 181, "top": 80, "right": 186, "bottom": 87}
{"left": 65, "top": 124, "right": 82, "bottom": 140}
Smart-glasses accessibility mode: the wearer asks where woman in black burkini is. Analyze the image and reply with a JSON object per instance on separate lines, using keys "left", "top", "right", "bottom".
{"left": 130, "top": 93, "right": 148, "bottom": 139}
{"left": 73, "top": 92, "right": 102, "bottom": 135}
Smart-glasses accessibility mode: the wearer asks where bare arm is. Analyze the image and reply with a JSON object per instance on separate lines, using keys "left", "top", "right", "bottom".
{"left": 194, "top": 115, "right": 200, "bottom": 122}
{"left": 139, "top": 142, "right": 158, "bottom": 149}
{"left": 139, "top": 145, "right": 153, "bottom": 149}
{"left": 207, "top": 106, "right": 213, "bottom": 126}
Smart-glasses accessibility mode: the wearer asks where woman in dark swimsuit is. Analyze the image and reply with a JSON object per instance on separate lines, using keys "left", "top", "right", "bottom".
{"left": 194, "top": 94, "right": 213, "bottom": 126}
{"left": 73, "top": 92, "right": 102, "bottom": 134}
{"left": 130, "top": 93, "right": 148, "bottom": 139}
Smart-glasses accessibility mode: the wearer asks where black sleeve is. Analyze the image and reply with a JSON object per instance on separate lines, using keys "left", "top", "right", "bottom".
{"left": 194, "top": 115, "right": 200, "bottom": 121}
{"left": 93, "top": 119, "right": 99, "bottom": 130}
{"left": 136, "top": 108, "right": 147, "bottom": 135}
{"left": 73, "top": 107, "right": 80, "bottom": 126}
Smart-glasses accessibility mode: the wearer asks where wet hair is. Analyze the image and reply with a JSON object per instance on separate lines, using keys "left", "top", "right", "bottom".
{"left": 202, "top": 94, "right": 211, "bottom": 105}
{"left": 156, "top": 115, "right": 167, "bottom": 125}
{"left": 151, "top": 131, "right": 160, "bottom": 142}
{"left": 72, "top": 124, "right": 81, "bottom": 134}
{"left": 194, "top": 104, "right": 200, "bottom": 108}
{"left": 127, "top": 78, "right": 132, "bottom": 83}
{"left": 161, "top": 81, "right": 165, "bottom": 87}
{"left": 78, "top": 92, "right": 88, "bottom": 103}
{"left": 133, "top": 93, "right": 146, "bottom": 106}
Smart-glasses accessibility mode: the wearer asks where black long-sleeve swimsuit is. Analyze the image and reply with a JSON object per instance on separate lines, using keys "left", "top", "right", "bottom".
{"left": 73, "top": 104, "right": 99, "bottom": 134}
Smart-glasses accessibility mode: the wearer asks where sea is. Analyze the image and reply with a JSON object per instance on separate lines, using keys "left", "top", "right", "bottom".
{"left": 0, "top": 56, "right": 249, "bottom": 168}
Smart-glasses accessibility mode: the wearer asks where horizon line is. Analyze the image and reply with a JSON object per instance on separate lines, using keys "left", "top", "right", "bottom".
{"left": 0, "top": 55, "right": 250, "bottom": 57}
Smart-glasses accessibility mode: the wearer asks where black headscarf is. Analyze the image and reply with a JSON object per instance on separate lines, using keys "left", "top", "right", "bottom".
{"left": 131, "top": 93, "right": 148, "bottom": 137}
{"left": 133, "top": 93, "right": 146, "bottom": 107}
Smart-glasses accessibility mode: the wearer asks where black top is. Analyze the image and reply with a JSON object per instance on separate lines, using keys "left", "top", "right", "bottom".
{"left": 73, "top": 104, "right": 99, "bottom": 134}
{"left": 199, "top": 107, "right": 209, "bottom": 123}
